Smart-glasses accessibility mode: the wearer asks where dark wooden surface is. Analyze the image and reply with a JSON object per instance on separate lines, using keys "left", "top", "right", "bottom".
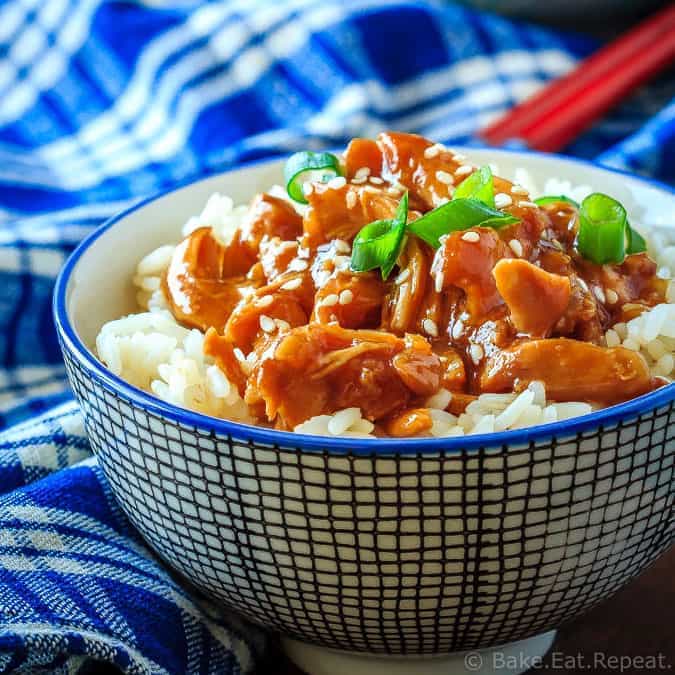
{"left": 259, "top": 545, "right": 674, "bottom": 675}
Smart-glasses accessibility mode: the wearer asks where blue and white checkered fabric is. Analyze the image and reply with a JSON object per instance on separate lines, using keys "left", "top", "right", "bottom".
{"left": 0, "top": 1, "right": 673, "bottom": 672}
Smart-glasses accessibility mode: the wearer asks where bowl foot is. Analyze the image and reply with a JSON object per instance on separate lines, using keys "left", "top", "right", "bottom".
{"left": 283, "top": 631, "right": 557, "bottom": 675}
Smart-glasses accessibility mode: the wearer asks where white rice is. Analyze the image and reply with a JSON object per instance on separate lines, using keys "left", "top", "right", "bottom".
{"left": 605, "top": 303, "right": 675, "bottom": 378}
{"left": 295, "top": 408, "right": 375, "bottom": 438}
{"left": 96, "top": 169, "right": 675, "bottom": 439}
{"left": 96, "top": 309, "right": 252, "bottom": 423}
{"left": 134, "top": 245, "right": 174, "bottom": 310}
{"left": 515, "top": 170, "right": 594, "bottom": 206}
{"left": 182, "top": 192, "right": 249, "bottom": 243}
{"left": 292, "top": 381, "right": 596, "bottom": 439}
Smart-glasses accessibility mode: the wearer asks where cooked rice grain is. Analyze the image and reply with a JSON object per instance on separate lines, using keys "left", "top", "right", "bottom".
{"left": 96, "top": 310, "right": 252, "bottom": 423}
{"left": 604, "top": 302, "right": 675, "bottom": 379}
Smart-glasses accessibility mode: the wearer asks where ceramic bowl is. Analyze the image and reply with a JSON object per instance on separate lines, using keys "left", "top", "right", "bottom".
{"left": 53, "top": 149, "right": 675, "bottom": 675}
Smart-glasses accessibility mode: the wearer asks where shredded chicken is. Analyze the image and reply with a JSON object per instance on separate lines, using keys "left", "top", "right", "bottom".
{"left": 480, "top": 339, "right": 654, "bottom": 403}
{"left": 493, "top": 259, "right": 571, "bottom": 337}
{"left": 160, "top": 131, "right": 667, "bottom": 434}
{"left": 244, "top": 324, "right": 441, "bottom": 429}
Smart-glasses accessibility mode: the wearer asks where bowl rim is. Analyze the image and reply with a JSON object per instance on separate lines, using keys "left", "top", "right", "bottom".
{"left": 53, "top": 146, "right": 675, "bottom": 455}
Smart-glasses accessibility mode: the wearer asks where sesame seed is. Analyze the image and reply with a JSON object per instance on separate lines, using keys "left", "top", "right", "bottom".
{"left": 327, "top": 176, "right": 347, "bottom": 190}
{"left": 275, "top": 319, "right": 291, "bottom": 331}
{"left": 259, "top": 315, "right": 276, "bottom": 333}
{"left": 369, "top": 176, "right": 384, "bottom": 185}
{"left": 387, "top": 186, "right": 402, "bottom": 196}
{"left": 577, "top": 278, "right": 589, "bottom": 293}
{"left": 351, "top": 176, "right": 367, "bottom": 185}
{"left": 518, "top": 200, "right": 538, "bottom": 208}
{"left": 302, "top": 183, "right": 314, "bottom": 197}
{"left": 233, "top": 347, "right": 246, "bottom": 363}
{"left": 433, "top": 195, "right": 450, "bottom": 207}
{"left": 334, "top": 255, "right": 351, "bottom": 270}
{"left": 593, "top": 286, "right": 606, "bottom": 304}
{"left": 334, "top": 239, "right": 351, "bottom": 254}
{"left": 346, "top": 190, "right": 357, "bottom": 209}
{"left": 552, "top": 239, "right": 564, "bottom": 250}
{"left": 452, "top": 152, "right": 467, "bottom": 161}
{"left": 423, "top": 318, "right": 439, "bottom": 337}
{"left": 470, "top": 344, "right": 484, "bottom": 365}
{"left": 455, "top": 165, "right": 474, "bottom": 176}
{"left": 495, "top": 193, "right": 513, "bottom": 209}
{"left": 396, "top": 268, "right": 411, "bottom": 284}
{"left": 288, "top": 258, "right": 308, "bottom": 272}
{"left": 461, "top": 231, "right": 480, "bottom": 243}
{"left": 511, "top": 185, "right": 529, "bottom": 196}
{"left": 508, "top": 239, "right": 523, "bottom": 257}
{"left": 435, "top": 170, "right": 454, "bottom": 186}
{"left": 434, "top": 270, "right": 444, "bottom": 293}
{"left": 353, "top": 167, "right": 370, "bottom": 181}
{"left": 280, "top": 278, "right": 302, "bottom": 291}
{"left": 339, "top": 289, "right": 354, "bottom": 305}
{"left": 606, "top": 288, "right": 619, "bottom": 305}
{"left": 257, "top": 294, "right": 274, "bottom": 307}
{"left": 424, "top": 144, "right": 440, "bottom": 159}
{"left": 452, "top": 319, "right": 464, "bottom": 340}
{"left": 322, "top": 293, "right": 339, "bottom": 307}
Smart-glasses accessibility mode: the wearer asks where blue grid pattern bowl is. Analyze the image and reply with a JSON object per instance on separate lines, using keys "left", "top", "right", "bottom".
{"left": 53, "top": 149, "right": 675, "bottom": 672}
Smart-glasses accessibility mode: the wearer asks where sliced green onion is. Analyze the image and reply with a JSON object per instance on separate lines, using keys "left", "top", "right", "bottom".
{"left": 536, "top": 192, "right": 645, "bottom": 258}
{"left": 626, "top": 223, "right": 647, "bottom": 255}
{"left": 577, "top": 193, "right": 627, "bottom": 265}
{"left": 350, "top": 192, "right": 408, "bottom": 279}
{"left": 534, "top": 195, "right": 580, "bottom": 208}
{"left": 454, "top": 166, "right": 495, "bottom": 207}
{"left": 284, "top": 151, "right": 342, "bottom": 203}
{"left": 407, "top": 198, "right": 519, "bottom": 249}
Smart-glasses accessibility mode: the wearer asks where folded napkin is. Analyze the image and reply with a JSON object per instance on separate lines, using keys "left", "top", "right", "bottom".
{"left": 0, "top": 1, "right": 672, "bottom": 673}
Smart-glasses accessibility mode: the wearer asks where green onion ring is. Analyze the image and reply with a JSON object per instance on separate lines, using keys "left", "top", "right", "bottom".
{"left": 577, "top": 193, "right": 627, "bottom": 265}
{"left": 534, "top": 195, "right": 580, "bottom": 208}
{"left": 284, "top": 151, "right": 343, "bottom": 203}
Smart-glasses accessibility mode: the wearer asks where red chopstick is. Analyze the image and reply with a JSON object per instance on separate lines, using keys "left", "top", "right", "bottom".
{"left": 479, "top": 4, "right": 675, "bottom": 152}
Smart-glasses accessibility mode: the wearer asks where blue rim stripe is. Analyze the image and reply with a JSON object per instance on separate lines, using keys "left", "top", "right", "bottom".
{"left": 52, "top": 148, "right": 675, "bottom": 455}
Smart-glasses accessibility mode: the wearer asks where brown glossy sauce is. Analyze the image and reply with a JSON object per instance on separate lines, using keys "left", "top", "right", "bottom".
{"left": 163, "top": 227, "right": 256, "bottom": 332}
{"left": 161, "top": 132, "right": 666, "bottom": 432}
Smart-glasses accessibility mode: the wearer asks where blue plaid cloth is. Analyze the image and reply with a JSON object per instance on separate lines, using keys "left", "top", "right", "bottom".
{"left": 0, "top": 1, "right": 673, "bottom": 673}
